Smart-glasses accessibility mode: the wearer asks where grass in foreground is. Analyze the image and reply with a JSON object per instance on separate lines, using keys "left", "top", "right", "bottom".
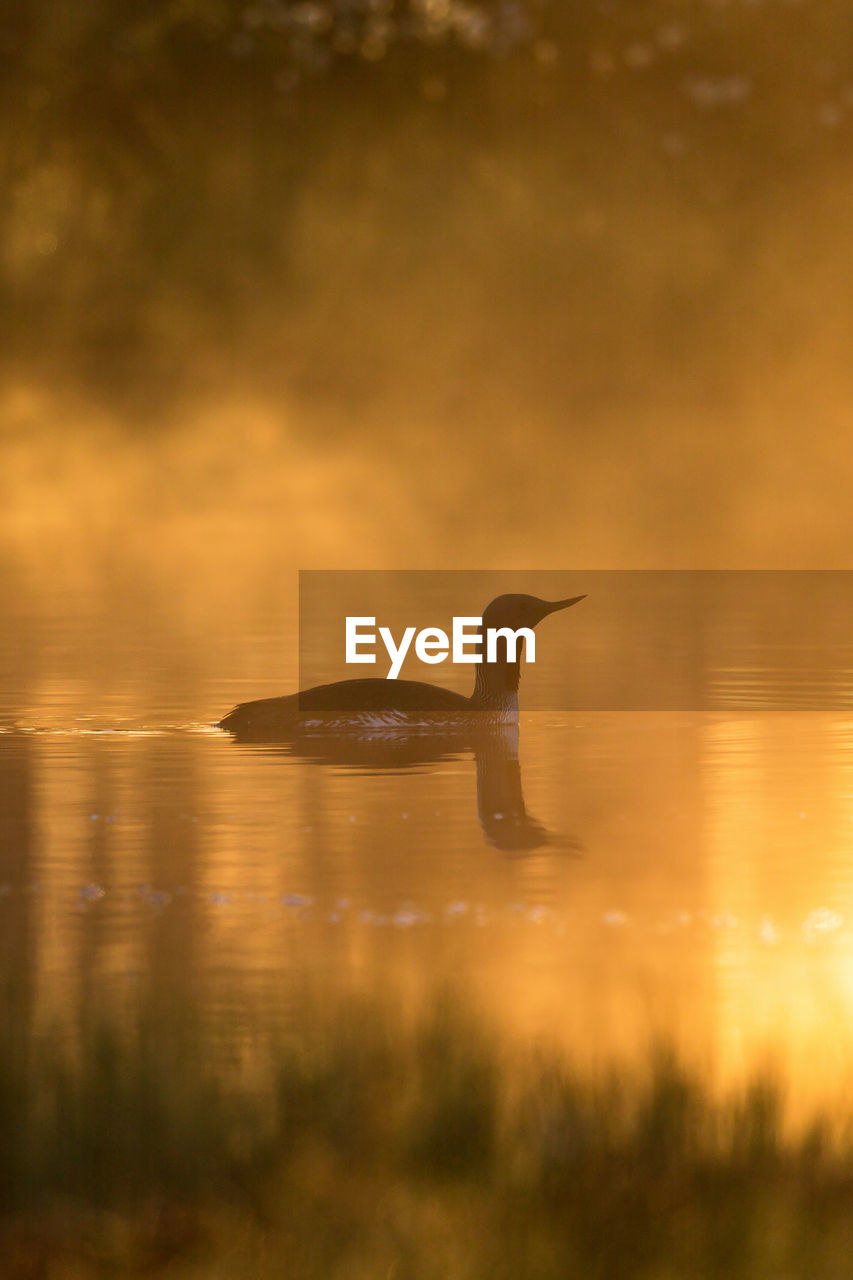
{"left": 2, "top": 995, "right": 853, "bottom": 1279}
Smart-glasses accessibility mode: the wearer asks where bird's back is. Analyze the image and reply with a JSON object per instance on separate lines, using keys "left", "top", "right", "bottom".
{"left": 217, "top": 678, "right": 473, "bottom": 740}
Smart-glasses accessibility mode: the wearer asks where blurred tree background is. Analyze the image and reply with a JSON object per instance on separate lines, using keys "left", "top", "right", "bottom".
{"left": 2, "top": 0, "right": 853, "bottom": 565}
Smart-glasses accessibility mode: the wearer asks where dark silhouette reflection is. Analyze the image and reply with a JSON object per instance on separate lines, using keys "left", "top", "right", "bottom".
{"left": 231, "top": 722, "right": 568, "bottom": 854}
{"left": 473, "top": 727, "right": 551, "bottom": 853}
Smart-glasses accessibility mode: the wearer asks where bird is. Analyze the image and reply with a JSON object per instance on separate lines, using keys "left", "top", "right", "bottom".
{"left": 217, "top": 593, "right": 585, "bottom": 741}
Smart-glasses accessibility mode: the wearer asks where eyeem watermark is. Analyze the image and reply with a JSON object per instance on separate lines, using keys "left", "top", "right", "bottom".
{"left": 346, "top": 616, "right": 535, "bottom": 679}
{"left": 301, "top": 570, "right": 853, "bottom": 710}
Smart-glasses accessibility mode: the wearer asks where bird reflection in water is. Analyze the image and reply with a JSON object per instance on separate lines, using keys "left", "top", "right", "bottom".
{"left": 242, "top": 721, "right": 562, "bottom": 852}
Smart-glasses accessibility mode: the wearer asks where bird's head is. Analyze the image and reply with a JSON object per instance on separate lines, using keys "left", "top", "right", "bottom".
{"left": 480, "top": 593, "right": 586, "bottom": 633}
{"left": 470, "top": 592, "right": 585, "bottom": 707}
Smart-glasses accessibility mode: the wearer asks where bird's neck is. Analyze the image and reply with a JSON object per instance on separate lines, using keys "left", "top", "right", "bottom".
{"left": 470, "top": 657, "right": 521, "bottom": 718}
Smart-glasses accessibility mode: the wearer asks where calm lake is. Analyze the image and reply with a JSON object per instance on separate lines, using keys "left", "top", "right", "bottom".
{"left": 6, "top": 574, "right": 853, "bottom": 1277}
{"left": 4, "top": 575, "right": 853, "bottom": 1117}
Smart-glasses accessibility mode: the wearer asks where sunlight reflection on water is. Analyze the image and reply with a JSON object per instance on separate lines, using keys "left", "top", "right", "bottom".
{"left": 3, "top": 692, "right": 853, "bottom": 1113}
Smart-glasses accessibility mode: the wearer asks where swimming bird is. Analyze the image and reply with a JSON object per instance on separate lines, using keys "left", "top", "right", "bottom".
{"left": 217, "top": 593, "right": 585, "bottom": 740}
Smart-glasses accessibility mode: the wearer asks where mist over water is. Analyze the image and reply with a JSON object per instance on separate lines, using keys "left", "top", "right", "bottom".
{"left": 4, "top": 0, "right": 853, "bottom": 578}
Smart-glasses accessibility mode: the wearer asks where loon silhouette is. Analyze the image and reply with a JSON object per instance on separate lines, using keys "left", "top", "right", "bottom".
{"left": 217, "top": 593, "right": 585, "bottom": 740}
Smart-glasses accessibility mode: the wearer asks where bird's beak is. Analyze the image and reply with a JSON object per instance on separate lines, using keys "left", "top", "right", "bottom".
{"left": 544, "top": 595, "right": 586, "bottom": 615}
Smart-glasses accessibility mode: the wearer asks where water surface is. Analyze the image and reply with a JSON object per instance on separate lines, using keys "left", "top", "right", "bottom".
{"left": 4, "top": 672, "right": 853, "bottom": 1111}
